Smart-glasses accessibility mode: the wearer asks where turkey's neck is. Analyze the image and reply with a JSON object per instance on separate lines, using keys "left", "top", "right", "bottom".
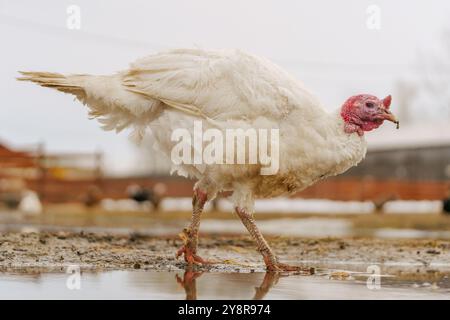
{"left": 323, "top": 109, "right": 368, "bottom": 175}
{"left": 331, "top": 109, "right": 367, "bottom": 151}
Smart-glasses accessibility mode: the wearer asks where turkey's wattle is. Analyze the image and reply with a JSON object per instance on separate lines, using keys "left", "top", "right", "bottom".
{"left": 18, "top": 48, "right": 398, "bottom": 272}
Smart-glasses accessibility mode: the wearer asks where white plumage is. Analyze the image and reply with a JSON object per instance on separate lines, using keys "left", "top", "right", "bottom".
{"left": 18, "top": 48, "right": 366, "bottom": 210}
{"left": 19, "top": 48, "right": 384, "bottom": 271}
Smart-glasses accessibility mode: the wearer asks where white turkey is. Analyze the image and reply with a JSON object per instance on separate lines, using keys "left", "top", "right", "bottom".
{"left": 18, "top": 48, "right": 398, "bottom": 272}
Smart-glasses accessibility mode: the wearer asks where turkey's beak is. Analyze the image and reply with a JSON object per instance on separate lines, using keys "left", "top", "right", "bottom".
{"left": 381, "top": 109, "right": 399, "bottom": 129}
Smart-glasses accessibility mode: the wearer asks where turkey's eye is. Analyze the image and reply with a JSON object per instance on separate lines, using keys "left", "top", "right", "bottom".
{"left": 365, "top": 102, "right": 375, "bottom": 108}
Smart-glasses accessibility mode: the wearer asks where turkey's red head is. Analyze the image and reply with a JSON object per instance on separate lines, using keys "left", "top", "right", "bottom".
{"left": 340, "top": 94, "right": 398, "bottom": 136}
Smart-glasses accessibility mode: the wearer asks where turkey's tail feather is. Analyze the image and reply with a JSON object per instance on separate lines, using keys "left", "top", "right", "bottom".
{"left": 17, "top": 71, "right": 153, "bottom": 143}
{"left": 17, "top": 71, "right": 86, "bottom": 100}
{"left": 17, "top": 70, "right": 220, "bottom": 142}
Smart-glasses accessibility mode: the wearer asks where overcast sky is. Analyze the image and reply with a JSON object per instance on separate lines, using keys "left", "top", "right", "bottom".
{"left": 1, "top": 0, "right": 449, "bottom": 175}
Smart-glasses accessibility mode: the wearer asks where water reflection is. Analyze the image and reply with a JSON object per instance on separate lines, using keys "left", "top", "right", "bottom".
{"left": 172, "top": 265, "right": 450, "bottom": 300}
{"left": 1, "top": 266, "right": 449, "bottom": 299}
{"left": 253, "top": 272, "right": 282, "bottom": 300}
{"left": 175, "top": 270, "right": 203, "bottom": 300}
{"left": 175, "top": 269, "right": 282, "bottom": 300}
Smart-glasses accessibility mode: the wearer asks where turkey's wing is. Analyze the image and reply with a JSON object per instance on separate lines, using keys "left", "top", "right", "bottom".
{"left": 122, "top": 48, "right": 324, "bottom": 121}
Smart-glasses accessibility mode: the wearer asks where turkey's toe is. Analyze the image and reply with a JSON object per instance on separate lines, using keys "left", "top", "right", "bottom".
{"left": 176, "top": 245, "right": 214, "bottom": 265}
{"left": 267, "top": 262, "right": 315, "bottom": 274}
{"left": 263, "top": 255, "right": 314, "bottom": 274}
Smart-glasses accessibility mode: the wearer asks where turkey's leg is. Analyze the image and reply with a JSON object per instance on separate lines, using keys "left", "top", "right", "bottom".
{"left": 235, "top": 207, "right": 314, "bottom": 274}
{"left": 176, "top": 188, "right": 212, "bottom": 265}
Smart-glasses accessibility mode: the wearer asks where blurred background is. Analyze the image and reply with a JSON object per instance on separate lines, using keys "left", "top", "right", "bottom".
{"left": 1, "top": 0, "right": 450, "bottom": 238}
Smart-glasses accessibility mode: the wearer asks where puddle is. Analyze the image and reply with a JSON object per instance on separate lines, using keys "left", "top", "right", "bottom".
{"left": 0, "top": 268, "right": 449, "bottom": 300}
{"left": 3, "top": 208, "right": 450, "bottom": 240}
{"left": 373, "top": 228, "right": 450, "bottom": 239}
{"left": 2, "top": 218, "right": 450, "bottom": 240}
{"left": 200, "top": 218, "right": 352, "bottom": 238}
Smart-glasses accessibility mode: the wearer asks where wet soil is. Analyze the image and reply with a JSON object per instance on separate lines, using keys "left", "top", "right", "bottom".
{"left": 1, "top": 231, "right": 449, "bottom": 274}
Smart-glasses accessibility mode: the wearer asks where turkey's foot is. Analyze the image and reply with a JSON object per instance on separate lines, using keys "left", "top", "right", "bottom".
{"left": 176, "top": 245, "right": 213, "bottom": 265}
{"left": 175, "top": 228, "right": 214, "bottom": 265}
{"left": 263, "top": 255, "right": 314, "bottom": 274}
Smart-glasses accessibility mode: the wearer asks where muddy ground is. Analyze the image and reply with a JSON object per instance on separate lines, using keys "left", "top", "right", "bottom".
{"left": 1, "top": 231, "right": 449, "bottom": 276}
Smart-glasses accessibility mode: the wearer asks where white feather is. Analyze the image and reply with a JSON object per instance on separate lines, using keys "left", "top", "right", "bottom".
{"left": 19, "top": 48, "right": 367, "bottom": 211}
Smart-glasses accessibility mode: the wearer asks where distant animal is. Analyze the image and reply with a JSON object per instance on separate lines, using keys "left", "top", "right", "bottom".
{"left": 82, "top": 185, "right": 103, "bottom": 208}
{"left": 373, "top": 194, "right": 397, "bottom": 214}
{"left": 127, "top": 184, "right": 151, "bottom": 203}
{"left": 126, "top": 184, "right": 162, "bottom": 210}
{"left": 443, "top": 188, "right": 450, "bottom": 215}
{"left": 18, "top": 48, "right": 399, "bottom": 272}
